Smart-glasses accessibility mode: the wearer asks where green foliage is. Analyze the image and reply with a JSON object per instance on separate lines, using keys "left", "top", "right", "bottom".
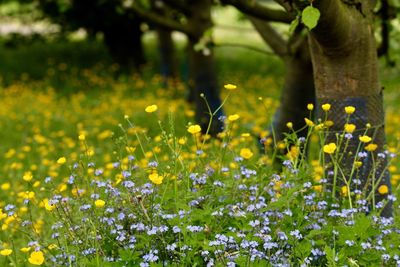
{"left": 301, "top": 6, "right": 321, "bottom": 30}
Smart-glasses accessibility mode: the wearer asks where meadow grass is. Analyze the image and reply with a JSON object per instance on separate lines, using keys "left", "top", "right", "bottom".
{"left": 0, "top": 40, "right": 398, "bottom": 266}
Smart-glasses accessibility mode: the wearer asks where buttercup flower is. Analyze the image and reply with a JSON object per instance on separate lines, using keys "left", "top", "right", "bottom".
{"left": 307, "top": 103, "right": 314, "bottom": 111}
{"left": 359, "top": 135, "right": 372, "bottom": 143}
{"left": 187, "top": 125, "right": 202, "bottom": 134}
{"left": 286, "top": 122, "right": 293, "bottom": 129}
{"left": 0, "top": 249, "right": 12, "bottom": 256}
{"left": 228, "top": 114, "right": 240, "bottom": 122}
{"left": 365, "top": 143, "right": 378, "bottom": 152}
{"left": 149, "top": 173, "right": 164, "bottom": 185}
{"left": 240, "top": 148, "right": 253, "bottom": 159}
{"left": 345, "top": 106, "right": 356, "bottom": 114}
{"left": 323, "top": 143, "right": 337, "bottom": 154}
{"left": 145, "top": 104, "right": 158, "bottom": 113}
{"left": 224, "top": 84, "right": 237, "bottom": 90}
{"left": 304, "top": 118, "right": 314, "bottom": 127}
{"left": 94, "top": 199, "right": 105, "bottom": 208}
{"left": 378, "top": 185, "right": 389, "bottom": 195}
{"left": 23, "top": 171, "right": 33, "bottom": 182}
{"left": 322, "top": 103, "right": 331, "bottom": 111}
{"left": 57, "top": 157, "right": 66, "bottom": 165}
{"left": 344, "top": 123, "right": 356, "bottom": 133}
{"left": 28, "top": 250, "right": 45, "bottom": 265}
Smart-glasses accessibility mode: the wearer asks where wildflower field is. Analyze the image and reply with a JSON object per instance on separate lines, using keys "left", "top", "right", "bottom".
{"left": 0, "top": 40, "right": 400, "bottom": 266}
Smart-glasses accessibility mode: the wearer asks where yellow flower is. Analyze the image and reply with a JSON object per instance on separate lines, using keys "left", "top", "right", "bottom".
{"left": 43, "top": 198, "right": 56, "bottom": 211}
{"left": 323, "top": 143, "right": 337, "bottom": 154}
{"left": 224, "top": 84, "right": 237, "bottom": 90}
{"left": 94, "top": 199, "right": 105, "bottom": 208}
{"left": 0, "top": 249, "right": 12, "bottom": 256}
{"left": 354, "top": 161, "right": 363, "bottom": 168}
{"left": 344, "top": 123, "right": 356, "bottom": 133}
{"left": 240, "top": 148, "right": 253, "bottom": 159}
{"left": 341, "top": 186, "right": 348, "bottom": 196}
{"left": 149, "top": 173, "right": 163, "bottom": 185}
{"left": 228, "top": 114, "right": 240, "bottom": 122}
{"left": 324, "top": 120, "right": 334, "bottom": 127}
{"left": 344, "top": 106, "right": 355, "bottom": 114}
{"left": 304, "top": 118, "right": 314, "bottom": 127}
{"left": 23, "top": 171, "right": 33, "bottom": 182}
{"left": 28, "top": 251, "right": 45, "bottom": 265}
{"left": 124, "top": 114, "right": 129, "bottom": 119}
{"left": 307, "top": 103, "right": 314, "bottom": 111}
{"left": 78, "top": 134, "right": 86, "bottom": 141}
{"left": 57, "top": 157, "right": 66, "bottom": 165}
{"left": 20, "top": 247, "right": 31, "bottom": 253}
{"left": 365, "top": 143, "right": 378, "bottom": 152}
{"left": 1, "top": 183, "right": 10, "bottom": 190}
{"left": 145, "top": 104, "right": 158, "bottom": 113}
{"left": 48, "top": 244, "right": 58, "bottom": 250}
{"left": 322, "top": 103, "right": 331, "bottom": 111}
{"left": 359, "top": 135, "right": 372, "bottom": 143}
{"left": 378, "top": 185, "right": 389, "bottom": 195}
{"left": 187, "top": 125, "right": 202, "bottom": 135}
{"left": 286, "top": 122, "right": 293, "bottom": 129}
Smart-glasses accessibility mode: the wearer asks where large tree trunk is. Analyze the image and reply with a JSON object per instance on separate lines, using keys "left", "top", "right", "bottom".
{"left": 309, "top": 0, "right": 392, "bottom": 217}
{"left": 103, "top": 17, "right": 146, "bottom": 71}
{"left": 186, "top": 0, "right": 224, "bottom": 135}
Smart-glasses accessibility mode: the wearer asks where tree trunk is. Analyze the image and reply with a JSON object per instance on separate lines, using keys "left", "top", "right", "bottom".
{"left": 309, "top": 0, "right": 392, "bottom": 217}
{"left": 186, "top": 0, "right": 223, "bottom": 135}
{"left": 103, "top": 17, "right": 146, "bottom": 71}
{"left": 157, "top": 28, "right": 177, "bottom": 84}
{"left": 271, "top": 39, "right": 315, "bottom": 143}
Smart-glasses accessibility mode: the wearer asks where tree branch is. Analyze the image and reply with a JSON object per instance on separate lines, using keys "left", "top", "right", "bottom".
{"left": 222, "top": 0, "right": 294, "bottom": 23}
{"left": 247, "top": 16, "right": 287, "bottom": 58}
{"left": 161, "top": 0, "right": 191, "bottom": 15}
{"left": 127, "top": 4, "right": 192, "bottom": 35}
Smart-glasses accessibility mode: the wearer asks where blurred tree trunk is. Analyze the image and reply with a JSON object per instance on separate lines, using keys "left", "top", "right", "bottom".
{"left": 308, "top": 0, "right": 392, "bottom": 216}
{"left": 157, "top": 28, "right": 177, "bottom": 83}
{"left": 187, "top": 0, "right": 223, "bottom": 135}
{"left": 103, "top": 17, "right": 146, "bottom": 71}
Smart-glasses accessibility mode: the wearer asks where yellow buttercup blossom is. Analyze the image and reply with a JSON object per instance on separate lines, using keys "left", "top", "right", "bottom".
{"left": 240, "top": 148, "right": 253, "bottom": 159}
{"left": 378, "top": 185, "right": 389, "bottom": 195}
{"left": 1, "top": 183, "right": 10, "bottom": 190}
{"left": 286, "top": 122, "right": 293, "bottom": 129}
{"left": 359, "top": 135, "right": 372, "bottom": 143}
{"left": 23, "top": 171, "right": 33, "bottom": 182}
{"left": 324, "top": 120, "right": 334, "bottom": 127}
{"left": 28, "top": 251, "right": 45, "bottom": 265}
{"left": 354, "top": 161, "right": 363, "bottom": 168}
{"left": 228, "top": 114, "right": 240, "bottom": 122}
{"left": 341, "top": 186, "right": 348, "bottom": 196}
{"left": 365, "top": 143, "right": 378, "bottom": 152}
{"left": 94, "top": 199, "right": 105, "bottom": 208}
{"left": 322, "top": 103, "right": 331, "bottom": 111}
{"left": 145, "top": 104, "right": 158, "bottom": 113}
{"left": 78, "top": 134, "right": 86, "bottom": 141}
{"left": 57, "top": 157, "right": 66, "bottom": 165}
{"left": 344, "top": 106, "right": 355, "bottom": 114}
{"left": 224, "top": 84, "right": 237, "bottom": 90}
{"left": 323, "top": 143, "right": 337, "bottom": 154}
{"left": 307, "top": 103, "right": 314, "bottom": 111}
{"left": 187, "top": 125, "right": 202, "bottom": 135}
{"left": 43, "top": 198, "right": 56, "bottom": 211}
{"left": 304, "top": 118, "right": 314, "bottom": 127}
{"left": 20, "top": 247, "right": 31, "bottom": 253}
{"left": 149, "top": 173, "right": 164, "bottom": 185}
{"left": 344, "top": 123, "right": 356, "bottom": 133}
{"left": 0, "top": 249, "right": 12, "bottom": 256}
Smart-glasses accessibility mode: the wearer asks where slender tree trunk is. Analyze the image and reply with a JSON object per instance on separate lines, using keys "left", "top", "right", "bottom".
{"left": 187, "top": 0, "right": 223, "bottom": 135}
{"left": 309, "top": 1, "right": 392, "bottom": 217}
{"left": 157, "top": 28, "right": 177, "bottom": 83}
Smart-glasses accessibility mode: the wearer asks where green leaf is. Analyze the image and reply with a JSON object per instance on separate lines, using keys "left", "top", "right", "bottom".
{"left": 302, "top": 6, "right": 320, "bottom": 30}
{"left": 289, "top": 16, "right": 300, "bottom": 34}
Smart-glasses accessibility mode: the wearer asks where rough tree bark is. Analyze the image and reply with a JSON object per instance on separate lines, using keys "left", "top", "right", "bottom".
{"left": 306, "top": 0, "right": 392, "bottom": 216}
